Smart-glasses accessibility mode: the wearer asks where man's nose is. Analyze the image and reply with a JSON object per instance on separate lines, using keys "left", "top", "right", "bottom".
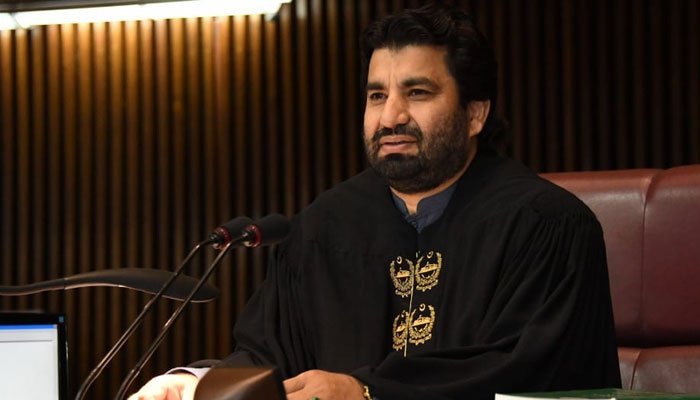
{"left": 379, "top": 95, "right": 410, "bottom": 129}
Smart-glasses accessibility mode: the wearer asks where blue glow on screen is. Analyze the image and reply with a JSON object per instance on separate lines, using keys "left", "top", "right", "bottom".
{"left": 0, "top": 324, "right": 56, "bottom": 330}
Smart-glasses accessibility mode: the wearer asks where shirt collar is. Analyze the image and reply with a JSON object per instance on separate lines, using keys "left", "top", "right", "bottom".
{"left": 391, "top": 183, "right": 457, "bottom": 233}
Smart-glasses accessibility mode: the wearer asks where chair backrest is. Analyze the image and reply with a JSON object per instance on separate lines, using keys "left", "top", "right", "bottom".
{"left": 542, "top": 165, "right": 700, "bottom": 394}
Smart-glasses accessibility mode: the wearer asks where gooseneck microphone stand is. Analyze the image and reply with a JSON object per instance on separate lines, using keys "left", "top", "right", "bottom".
{"left": 76, "top": 216, "right": 253, "bottom": 400}
{"left": 114, "top": 240, "right": 237, "bottom": 400}
{"left": 74, "top": 240, "right": 213, "bottom": 400}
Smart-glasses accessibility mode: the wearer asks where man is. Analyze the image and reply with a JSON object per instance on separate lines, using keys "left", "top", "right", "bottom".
{"left": 130, "top": 4, "right": 621, "bottom": 400}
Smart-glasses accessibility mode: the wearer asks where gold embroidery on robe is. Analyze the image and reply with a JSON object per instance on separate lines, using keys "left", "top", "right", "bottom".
{"left": 389, "top": 251, "right": 442, "bottom": 351}
{"left": 389, "top": 256, "right": 414, "bottom": 298}
{"left": 415, "top": 251, "right": 442, "bottom": 292}
{"left": 392, "top": 310, "right": 410, "bottom": 350}
{"left": 408, "top": 303, "right": 436, "bottom": 345}
{"left": 392, "top": 304, "right": 436, "bottom": 350}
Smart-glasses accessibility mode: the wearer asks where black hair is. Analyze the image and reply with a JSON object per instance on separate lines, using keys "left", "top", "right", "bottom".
{"left": 360, "top": 3, "right": 508, "bottom": 151}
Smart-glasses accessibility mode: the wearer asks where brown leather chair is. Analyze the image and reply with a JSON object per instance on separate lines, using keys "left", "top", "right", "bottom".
{"left": 543, "top": 165, "right": 700, "bottom": 393}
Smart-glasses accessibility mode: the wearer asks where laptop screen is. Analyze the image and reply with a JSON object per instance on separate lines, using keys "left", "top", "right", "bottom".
{"left": 0, "top": 313, "right": 68, "bottom": 400}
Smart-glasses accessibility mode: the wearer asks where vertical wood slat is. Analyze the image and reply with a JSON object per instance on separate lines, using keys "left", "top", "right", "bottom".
{"left": 543, "top": 0, "right": 560, "bottom": 172}
{"left": 262, "top": 19, "right": 280, "bottom": 286}
{"left": 182, "top": 15, "right": 201, "bottom": 367}
{"left": 1, "top": 0, "right": 699, "bottom": 396}
{"left": 1, "top": 30, "right": 16, "bottom": 312}
{"left": 248, "top": 16, "right": 265, "bottom": 289}
{"left": 311, "top": 0, "right": 327, "bottom": 193}
{"left": 29, "top": 27, "right": 48, "bottom": 310}
{"left": 46, "top": 23, "right": 64, "bottom": 321}
{"left": 296, "top": 0, "right": 312, "bottom": 208}
{"left": 124, "top": 18, "right": 144, "bottom": 380}
{"left": 343, "top": 0, "right": 361, "bottom": 176}
{"left": 667, "top": 0, "right": 683, "bottom": 165}
{"left": 59, "top": 26, "right": 80, "bottom": 391}
{"left": 279, "top": 4, "right": 297, "bottom": 216}
{"left": 76, "top": 21, "right": 94, "bottom": 382}
{"left": 263, "top": 19, "right": 279, "bottom": 214}
{"left": 14, "top": 29, "right": 29, "bottom": 311}
{"left": 212, "top": 15, "right": 234, "bottom": 361}
{"left": 199, "top": 16, "right": 219, "bottom": 359}
{"left": 152, "top": 17, "right": 172, "bottom": 381}
{"left": 249, "top": 16, "right": 264, "bottom": 220}
{"left": 327, "top": 0, "right": 343, "bottom": 184}
{"left": 137, "top": 18, "right": 157, "bottom": 380}
{"left": 560, "top": 0, "right": 576, "bottom": 171}
{"left": 231, "top": 14, "right": 249, "bottom": 316}
{"left": 505, "top": 0, "right": 524, "bottom": 162}
{"left": 648, "top": 0, "right": 664, "bottom": 167}
{"left": 91, "top": 21, "right": 110, "bottom": 398}
{"left": 612, "top": 0, "right": 630, "bottom": 169}
{"left": 525, "top": 2, "right": 543, "bottom": 171}
{"left": 593, "top": 0, "right": 609, "bottom": 170}
{"left": 689, "top": 0, "right": 700, "bottom": 162}
{"left": 106, "top": 20, "right": 126, "bottom": 396}
{"left": 168, "top": 17, "right": 187, "bottom": 372}
{"left": 631, "top": 2, "right": 648, "bottom": 167}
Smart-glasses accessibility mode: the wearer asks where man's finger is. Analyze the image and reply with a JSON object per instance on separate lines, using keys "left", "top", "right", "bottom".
{"left": 286, "top": 391, "right": 311, "bottom": 400}
{"left": 283, "top": 374, "right": 306, "bottom": 394}
{"left": 128, "top": 382, "right": 166, "bottom": 400}
{"left": 181, "top": 378, "right": 197, "bottom": 400}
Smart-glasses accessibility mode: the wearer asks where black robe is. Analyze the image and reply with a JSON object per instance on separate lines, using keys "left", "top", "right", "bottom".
{"left": 223, "top": 151, "right": 621, "bottom": 399}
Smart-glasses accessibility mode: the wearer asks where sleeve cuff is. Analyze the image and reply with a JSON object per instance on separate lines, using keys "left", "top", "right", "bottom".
{"left": 166, "top": 367, "right": 211, "bottom": 380}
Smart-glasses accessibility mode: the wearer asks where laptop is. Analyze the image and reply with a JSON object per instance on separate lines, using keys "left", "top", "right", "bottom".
{"left": 0, "top": 312, "right": 69, "bottom": 400}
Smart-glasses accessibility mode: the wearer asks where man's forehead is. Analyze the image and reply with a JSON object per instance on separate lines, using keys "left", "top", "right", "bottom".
{"left": 367, "top": 45, "right": 450, "bottom": 85}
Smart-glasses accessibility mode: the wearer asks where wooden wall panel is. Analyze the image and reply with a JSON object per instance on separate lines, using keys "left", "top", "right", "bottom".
{"left": 0, "top": 0, "right": 699, "bottom": 397}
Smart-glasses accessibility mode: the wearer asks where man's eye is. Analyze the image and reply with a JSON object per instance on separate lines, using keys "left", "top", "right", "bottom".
{"left": 368, "top": 92, "right": 386, "bottom": 101}
{"left": 408, "top": 89, "right": 430, "bottom": 97}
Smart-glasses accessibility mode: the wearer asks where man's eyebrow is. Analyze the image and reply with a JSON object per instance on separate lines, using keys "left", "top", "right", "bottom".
{"left": 401, "top": 77, "right": 439, "bottom": 89}
{"left": 365, "top": 82, "right": 384, "bottom": 91}
{"left": 365, "top": 77, "right": 439, "bottom": 92}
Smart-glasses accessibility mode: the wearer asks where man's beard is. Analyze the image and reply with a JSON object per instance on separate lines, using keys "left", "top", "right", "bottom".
{"left": 364, "top": 111, "right": 472, "bottom": 194}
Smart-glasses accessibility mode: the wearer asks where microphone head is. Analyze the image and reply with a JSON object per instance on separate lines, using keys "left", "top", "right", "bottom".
{"left": 211, "top": 216, "right": 254, "bottom": 249}
{"left": 244, "top": 214, "right": 291, "bottom": 248}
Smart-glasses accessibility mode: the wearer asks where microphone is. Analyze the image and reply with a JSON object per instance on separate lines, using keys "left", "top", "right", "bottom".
{"left": 209, "top": 216, "right": 257, "bottom": 249}
{"left": 75, "top": 216, "right": 254, "bottom": 400}
{"left": 115, "top": 214, "right": 291, "bottom": 400}
{"left": 0, "top": 268, "right": 219, "bottom": 302}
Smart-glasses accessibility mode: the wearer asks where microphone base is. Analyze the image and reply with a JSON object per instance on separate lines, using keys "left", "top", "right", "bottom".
{"left": 194, "top": 366, "right": 285, "bottom": 400}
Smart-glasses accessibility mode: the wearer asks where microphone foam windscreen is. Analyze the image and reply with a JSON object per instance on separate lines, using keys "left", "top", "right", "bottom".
{"left": 221, "top": 216, "right": 254, "bottom": 236}
{"left": 254, "top": 214, "right": 290, "bottom": 246}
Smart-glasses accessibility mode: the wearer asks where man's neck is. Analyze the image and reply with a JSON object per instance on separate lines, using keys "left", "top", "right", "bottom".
{"left": 391, "top": 145, "right": 477, "bottom": 215}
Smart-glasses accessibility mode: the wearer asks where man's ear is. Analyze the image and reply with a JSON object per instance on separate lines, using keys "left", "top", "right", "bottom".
{"left": 466, "top": 100, "right": 491, "bottom": 137}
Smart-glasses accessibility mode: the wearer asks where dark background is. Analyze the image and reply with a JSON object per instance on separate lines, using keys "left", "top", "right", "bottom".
{"left": 1, "top": 0, "right": 698, "bottom": 397}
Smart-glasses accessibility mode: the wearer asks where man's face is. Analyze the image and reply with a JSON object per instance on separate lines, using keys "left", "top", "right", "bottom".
{"left": 363, "top": 45, "right": 475, "bottom": 194}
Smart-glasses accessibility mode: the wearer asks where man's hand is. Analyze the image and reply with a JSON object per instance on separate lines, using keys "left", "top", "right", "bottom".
{"left": 284, "top": 370, "right": 365, "bottom": 400}
{"left": 127, "top": 373, "right": 198, "bottom": 400}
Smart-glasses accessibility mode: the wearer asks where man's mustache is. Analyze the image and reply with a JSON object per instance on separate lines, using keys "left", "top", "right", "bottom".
{"left": 371, "top": 124, "right": 424, "bottom": 143}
